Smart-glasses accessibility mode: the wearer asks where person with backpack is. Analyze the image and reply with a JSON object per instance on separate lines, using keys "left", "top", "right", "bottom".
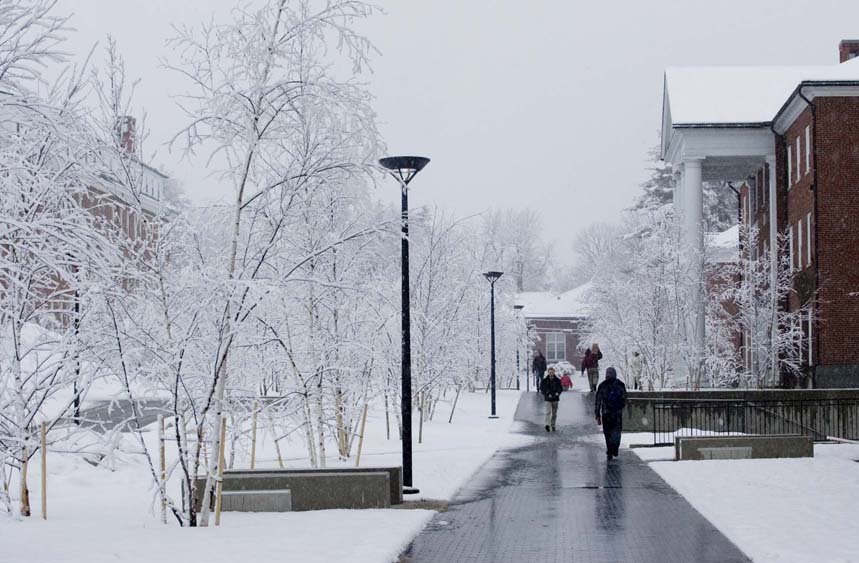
{"left": 541, "top": 366, "right": 563, "bottom": 432}
{"left": 595, "top": 367, "right": 627, "bottom": 461}
{"left": 532, "top": 350, "right": 547, "bottom": 393}
{"left": 581, "top": 343, "right": 603, "bottom": 392}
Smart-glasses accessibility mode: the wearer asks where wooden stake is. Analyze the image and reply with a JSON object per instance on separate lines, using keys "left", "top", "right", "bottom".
{"left": 40, "top": 423, "right": 47, "bottom": 520}
{"left": 355, "top": 403, "right": 369, "bottom": 468}
{"left": 267, "top": 411, "right": 285, "bottom": 468}
{"left": 250, "top": 402, "right": 258, "bottom": 470}
{"left": 214, "top": 415, "right": 227, "bottom": 526}
{"left": 158, "top": 415, "right": 166, "bottom": 524}
{"left": 449, "top": 386, "right": 462, "bottom": 424}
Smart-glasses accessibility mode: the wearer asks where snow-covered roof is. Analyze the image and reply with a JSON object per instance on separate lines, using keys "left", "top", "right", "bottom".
{"left": 665, "top": 57, "right": 859, "bottom": 126}
{"left": 516, "top": 282, "right": 592, "bottom": 319}
{"left": 707, "top": 225, "right": 739, "bottom": 264}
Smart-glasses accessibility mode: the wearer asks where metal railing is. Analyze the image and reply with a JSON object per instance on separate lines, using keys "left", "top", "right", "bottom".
{"left": 651, "top": 398, "right": 859, "bottom": 446}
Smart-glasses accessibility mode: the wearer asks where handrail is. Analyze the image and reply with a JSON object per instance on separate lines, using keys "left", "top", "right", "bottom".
{"left": 649, "top": 397, "right": 859, "bottom": 445}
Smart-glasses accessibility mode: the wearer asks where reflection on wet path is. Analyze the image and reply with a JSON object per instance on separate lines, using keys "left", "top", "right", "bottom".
{"left": 402, "top": 392, "right": 750, "bottom": 563}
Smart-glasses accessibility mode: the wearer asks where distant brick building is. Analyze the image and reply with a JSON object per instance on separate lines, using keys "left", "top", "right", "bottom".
{"left": 516, "top": 283, "right": 590, "bottom": 369}
{"left": 662, "top": 40, "right": 859, "bottom": 387}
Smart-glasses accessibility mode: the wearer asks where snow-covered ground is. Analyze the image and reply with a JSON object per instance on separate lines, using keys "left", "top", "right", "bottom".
{"left": 629, "top": 436, "right": 859, "bottom": 563}
{"left": 1, "top": 390, "right": 528, "bottom": 563}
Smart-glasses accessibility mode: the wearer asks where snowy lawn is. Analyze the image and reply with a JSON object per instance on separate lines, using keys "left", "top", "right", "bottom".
{"left": 342, "top": 389, "right": 532, "bottom": 500}
{"left": 631, "top": 440, "right": 859, "bottom": 563}
{"left": 1, "top": 390, "right": 527, "bottom": 563}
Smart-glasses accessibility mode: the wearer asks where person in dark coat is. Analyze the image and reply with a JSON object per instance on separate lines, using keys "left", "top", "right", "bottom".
{"left": 595, "top": 367, "right": 627, "bottom": 461}
{"left": 581, "top": 344, "right": 603, "bottom": 392}
{"left": 541, "top": 367, "right": 563, "bottom": 432}
{"left": 532, "top": 350, "right": 547, "bottom": 393}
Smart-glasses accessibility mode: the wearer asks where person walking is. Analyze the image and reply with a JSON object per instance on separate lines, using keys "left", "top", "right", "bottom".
{"left": 630, "top": 351, "right": 643, "bottom": 390}
{"left": 581, "top": 343, "right": 603, "bottom": 392}
{"left": 595, "top": 367, "right": 627, "bottom": 461}
{"left": 541, "top": 367, "right": 563, "bottom": 432}
{"left": 532, "top": 350, "right": 547, "bottom": 393}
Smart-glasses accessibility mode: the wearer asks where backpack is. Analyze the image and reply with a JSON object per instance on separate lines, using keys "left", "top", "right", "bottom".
{"left": 603, "top": 381, "right": 625, "bottom": 412}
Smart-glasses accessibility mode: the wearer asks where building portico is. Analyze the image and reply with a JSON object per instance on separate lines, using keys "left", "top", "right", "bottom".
{"left": 662, "top": 122, "right": 777, "bottom": 374}
{"left": 661, "top": 46, "right": 859, "bottom": 386}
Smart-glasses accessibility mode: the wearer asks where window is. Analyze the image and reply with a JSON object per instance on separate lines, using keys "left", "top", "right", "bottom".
{"left": 796, "top": 137, "right": 801, "bottom": 181}
{"left": 805, "top": 126, "right": 811, "bottom": 175}
{"left": 751, "top": 181, "right": 758, "bottom": 217}
{"left": 798, "top": 219, "right": 803, "bottom": 270}
{"left": 806, "top": 212, "right": 812, "bottom": 264}
{"left": 788, "top": 225, "right": 794, "bottom": 271}
{"left": 764, "top": 169, "right": 769, "bottom": 206}
{"left": 787, "top": 150, "right": 793, "bottom": 188}
{"left": 545, "top": 332, "right": 566, "bottom": 362}
{"left": 793, "top": 316, "right": 802, "bottom": 364}
{"left": 808, "top": 308, "right": 813, "bottom": 365}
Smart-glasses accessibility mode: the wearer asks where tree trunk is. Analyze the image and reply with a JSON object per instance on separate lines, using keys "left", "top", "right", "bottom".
{"left": 315, "top": 379, "right": 326, "bottom": 468}
{"left": 384, "top": 388, "right": 390, "bottom": 440}
{"left": 418, "top": 392, "right": 424, "bottom": 444}
{"left": 335, "top": 387, "right": 347, "bottom": 459}
{"left": 302, "top": 392, "right": 317, "bottom": 467}
{"left": 19, "top": 446, "right": 30, "bottom": 517}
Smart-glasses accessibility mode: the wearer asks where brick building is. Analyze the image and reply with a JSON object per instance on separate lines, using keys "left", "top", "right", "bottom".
{"left": 516, "top": 282, "right": 590, "bottom": 369}
{"left": 661, "top": 40, "right": 859, "bottom": 387}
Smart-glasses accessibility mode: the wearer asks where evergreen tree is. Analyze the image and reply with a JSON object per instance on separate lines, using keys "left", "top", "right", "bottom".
{"left": 632, "top": 143, "right": 737, "bottom": 233}
{"left": 631, "top": 145, "right": 674, "bottom": 211}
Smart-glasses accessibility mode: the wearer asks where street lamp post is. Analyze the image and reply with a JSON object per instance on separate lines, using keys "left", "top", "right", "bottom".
{"left": 514, "top": 304, "right": 524, "bottom": 391}
{"left": 379, "top": 155, "right": 430, "bottom": 494}
{"left": 483, "top": 271, "right": 503, "bottom": 418}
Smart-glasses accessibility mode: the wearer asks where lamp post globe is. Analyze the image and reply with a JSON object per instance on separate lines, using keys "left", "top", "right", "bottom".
{"left": 483, "top": 271, "right": 503, "bottom": 418}
{"left": 379, "top": 155, "right": 429, "bottom": 495}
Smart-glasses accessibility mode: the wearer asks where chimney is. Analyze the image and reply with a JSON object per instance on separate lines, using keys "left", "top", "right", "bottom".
{"left": 115, "top": 115, "right": 136, "bottom": 154}
{"left": 839, "top": 40, "right": 859, "bottom": 63}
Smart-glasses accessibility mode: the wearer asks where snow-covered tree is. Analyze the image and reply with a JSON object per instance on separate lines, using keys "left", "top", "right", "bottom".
{"left": 163, "top": 0, "right": 381, "bottom": 526}
{"left": 0, "top": 1, "right": 125, "bottom": 516}
{"left": 716, "top": 224, "right": 812, "bottom": 388}
{"left": 631, "top": 142, "right": 737, "bottom": 232}
{"left": 579, "top": 209, "right": 739, "bottom": 390}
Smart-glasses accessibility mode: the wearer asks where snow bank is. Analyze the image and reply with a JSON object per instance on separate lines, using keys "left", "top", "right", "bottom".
{"left": 635, "top": 442, "right": 859, "bottom": 562}
{"left": 4, "top": 508, "right": 434, "bottom": 563}
{"left": 0, "top": 390, "right": 528, "bottom": 562}
{"left": 257, "top": 389, "right": 532, "bottom": 501}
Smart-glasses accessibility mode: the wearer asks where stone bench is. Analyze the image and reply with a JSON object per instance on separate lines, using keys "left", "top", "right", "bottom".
{"left": 222, "top": 489, "right": 292, "bottom": 512}
{"left": 195, "top": 470, "right": 391, "bottom": 512}
{"left": 674, "top": 434, "right": 814, "bottom": 461}
{"left": 226, "top": 466, "right": 403, "bottom": 505}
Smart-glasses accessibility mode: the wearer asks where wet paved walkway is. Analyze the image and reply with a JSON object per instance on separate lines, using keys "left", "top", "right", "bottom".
{"left": 402, "top": 392, "right": 750, "bottom": 563}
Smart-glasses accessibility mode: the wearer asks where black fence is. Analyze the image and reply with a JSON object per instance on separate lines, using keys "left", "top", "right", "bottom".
{"left": 651, "top": 398, "right": 859, "bottom": 446}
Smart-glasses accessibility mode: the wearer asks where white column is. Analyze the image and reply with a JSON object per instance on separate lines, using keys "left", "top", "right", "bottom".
{"left": 683, "top": 159, "right": 705, "bottom": 368}
{"left": 671, "top": 165, "right": 686, "bottom": 383}
{"left": 766, "top": 155, "right": 779, "bottom": 384}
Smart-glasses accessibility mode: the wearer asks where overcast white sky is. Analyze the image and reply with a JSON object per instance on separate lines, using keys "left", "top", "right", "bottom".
{"left": 61, "top": 0, "right": 859, "bottom": 262}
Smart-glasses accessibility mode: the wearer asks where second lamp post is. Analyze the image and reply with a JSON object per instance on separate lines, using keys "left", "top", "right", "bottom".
{"left": 483, "top": 271, "right": 503, "bottom": 418}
